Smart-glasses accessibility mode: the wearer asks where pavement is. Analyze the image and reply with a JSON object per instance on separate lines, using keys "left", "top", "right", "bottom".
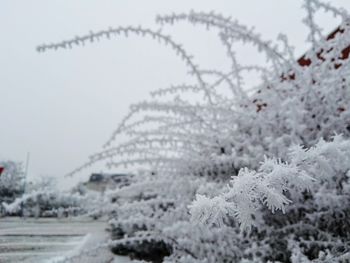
{"left": 0, "top": 217, "right": 132, "bottom": 263}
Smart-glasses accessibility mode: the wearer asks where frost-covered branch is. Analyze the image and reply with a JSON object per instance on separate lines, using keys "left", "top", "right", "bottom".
{"left": 190, "top": 136, "right": 350, "bottom": 231}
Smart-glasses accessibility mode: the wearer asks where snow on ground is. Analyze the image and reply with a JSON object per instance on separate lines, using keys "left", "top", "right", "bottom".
{"left": 0, "top": 217, "right": 132, "bottom": 263}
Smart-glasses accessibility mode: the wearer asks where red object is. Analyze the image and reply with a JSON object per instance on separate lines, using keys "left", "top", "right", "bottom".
{"left": 297, "top": 24, "right": 350, "bottom": 68}
{"left": 0, "top": 167, "right": 4, "bottom": 176}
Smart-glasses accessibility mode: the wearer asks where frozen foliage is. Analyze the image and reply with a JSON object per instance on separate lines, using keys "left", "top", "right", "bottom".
{"left": 2, "top": 177, "right": 97, "bottom": 218}
{"left": 40, "top": 0, "right": 350, "bottom": 262}
{"left": 0, "top": 160, "right": 24, "bottom": 205}
{"left": 190, "top": 135, "right": 350, "bottom": 231}
{"left": 39, "top": 3, "right": 350, "bottom": 181}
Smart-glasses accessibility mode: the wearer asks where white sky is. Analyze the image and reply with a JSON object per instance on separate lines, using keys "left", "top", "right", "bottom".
{"left": 1, "top": 0, "right": 350, "bottom": 188}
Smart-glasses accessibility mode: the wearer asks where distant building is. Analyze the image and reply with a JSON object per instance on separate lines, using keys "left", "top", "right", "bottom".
{"left": 83, "top": 173, "right": 132, "bottom": 192}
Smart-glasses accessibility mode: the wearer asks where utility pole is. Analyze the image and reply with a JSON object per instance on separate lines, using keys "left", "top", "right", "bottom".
{"left": 21, "top": 152, "right": 30, "bottom": 218}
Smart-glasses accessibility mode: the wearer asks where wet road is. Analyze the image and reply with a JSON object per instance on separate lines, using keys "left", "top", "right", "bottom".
{"left": 0, "top": 217, "right": 130, "bottom": 263}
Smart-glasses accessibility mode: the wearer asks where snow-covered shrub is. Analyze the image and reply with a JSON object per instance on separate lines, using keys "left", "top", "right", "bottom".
{"left": 38, "top": 1, "right": 350, "bottom": 180}
{"left": 2, "top": 177, "right": 88, "bottom": 218}
{"left": 39, "top": 0, "right": 350, "bottom": 262}
{"left": 106, "top": 173, "right": 202, "bottom": 261}
{"left": 0, "top": 160, "right": 24, "bottom": 205}
{"left": 190, "top": 136, "right": 350, "bottom": 261}
{"left": 107, "top": 137, "right": 350, "bottom": 262}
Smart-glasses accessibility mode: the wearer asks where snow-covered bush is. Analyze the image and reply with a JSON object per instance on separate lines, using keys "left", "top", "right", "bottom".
{"left": 2, "top": 177, "right": 88, "bottom": 218}
{"left": 191, "top": 135, "right": 350, "bottom": 229}
{"left": 190, "top": 136, "right": 350, "bottom": 261}
{"left": 107, "top": 174, "right": 208, "bottom": 261}
{"left": 0, "top": 160, "right": 24, "bottom": 204}
{"left": 38, "top": 2, "right": 350, "bottom": 180}
{"left": 39, "top": 0, "right": 350, "bottom": 262}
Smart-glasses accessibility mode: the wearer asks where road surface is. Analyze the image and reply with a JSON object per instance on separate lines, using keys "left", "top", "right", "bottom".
{"left": 0, "top": 217, "right": 131, "bottom": 263}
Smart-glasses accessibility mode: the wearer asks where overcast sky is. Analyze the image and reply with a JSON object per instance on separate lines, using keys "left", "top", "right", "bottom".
{"left": 1, "top": 0, "right": 350, "bottom": 188}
